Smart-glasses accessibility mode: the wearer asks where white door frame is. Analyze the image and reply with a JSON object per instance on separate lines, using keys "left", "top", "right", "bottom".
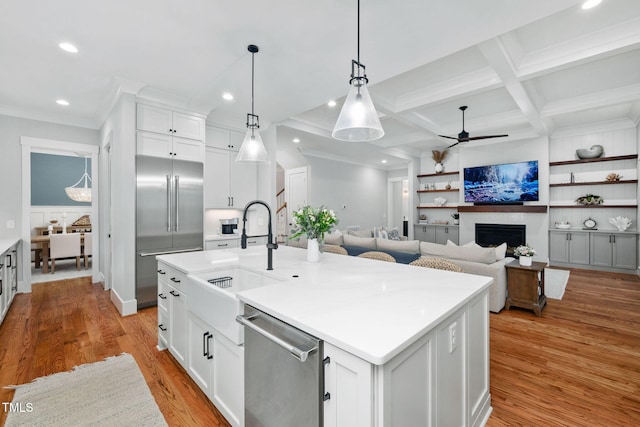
{"left": 20, "top": 137, "right": 100, "bottom": 293}
{"left": 387, "top": 176, "right": 409, "bottom": 235}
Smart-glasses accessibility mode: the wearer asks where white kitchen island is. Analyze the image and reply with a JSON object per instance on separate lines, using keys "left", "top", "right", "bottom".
{"left": 157, "top": 245, "right": 493, "bottom": 427}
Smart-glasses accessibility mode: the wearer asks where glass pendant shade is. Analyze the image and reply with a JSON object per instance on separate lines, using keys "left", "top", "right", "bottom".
{"left": 236, "top": 128, "right": 269, "bottom": 163}
{"left": 332, "top": 81, "right": 384, "bottom": 142}
{"left": 65, "top": 158, "right": 92, "bottom": 202}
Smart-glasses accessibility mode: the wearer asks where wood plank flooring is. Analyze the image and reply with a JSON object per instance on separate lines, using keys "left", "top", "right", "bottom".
{"left": 0, "top": 268, "right": 638, "bottom": 426}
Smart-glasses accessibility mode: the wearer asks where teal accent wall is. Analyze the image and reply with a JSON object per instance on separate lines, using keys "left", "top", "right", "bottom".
{"left": 31, "top": 153, "right": 91, "bottom": 206}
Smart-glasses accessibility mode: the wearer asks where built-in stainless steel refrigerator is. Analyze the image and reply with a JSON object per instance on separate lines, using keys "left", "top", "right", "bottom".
{"left": 136, "top": 156, "right": 203, "bottom": 308}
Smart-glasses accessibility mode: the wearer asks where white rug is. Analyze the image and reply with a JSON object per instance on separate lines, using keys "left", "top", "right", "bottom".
{"left": 31, "top": 258, "right": 91, "bottom": 284}
{"left": 5, "top": 353, "right": 167, "bottom": 427}
{"left": 545, "top": 268, "right": 570, "bottom": 300}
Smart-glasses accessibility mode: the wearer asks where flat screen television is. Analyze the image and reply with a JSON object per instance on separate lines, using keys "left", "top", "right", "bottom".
{"left": 463, "top": 160, "right": 539, "bottom": 204}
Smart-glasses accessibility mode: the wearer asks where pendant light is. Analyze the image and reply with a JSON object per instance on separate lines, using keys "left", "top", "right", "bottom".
{"left": 332, "top": 0, "right": 384, "bottom": 142}
{"left": 65, "top": 157, "right": 92, "bottom": 202}
{"left": 236, "top": 44, "right": 270, "bottom": 163}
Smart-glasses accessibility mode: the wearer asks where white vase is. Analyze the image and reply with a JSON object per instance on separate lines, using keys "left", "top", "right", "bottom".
{"left": 519, "top": 256, "right": 532, "bottom": 266}
{"left": 435, "top": 162, "right": 444, "bottom": 174}
{"left": 307, "top": 238, "right": 320, "bottom": 262}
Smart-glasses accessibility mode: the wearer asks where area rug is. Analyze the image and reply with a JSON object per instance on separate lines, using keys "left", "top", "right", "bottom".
{"left": 5, "top": 353, "right": 167, "bottom": 427}
{"left": 545, "top": 268, "right": 570, "bottom": 300}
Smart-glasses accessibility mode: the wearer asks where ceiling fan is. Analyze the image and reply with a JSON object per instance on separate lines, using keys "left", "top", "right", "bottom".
{"left": 438, "top": 106, "right": 508, "bottom": 149}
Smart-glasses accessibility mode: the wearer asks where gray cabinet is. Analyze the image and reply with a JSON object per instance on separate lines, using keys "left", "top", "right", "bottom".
{"left": 414, "top": 224, "right": 458, "bottom": 245}
{"left": 590, "top": 233, "right": 637, "bottom": 270}
{"left": 549, "top": 231, "right": 589, "bottom": 265}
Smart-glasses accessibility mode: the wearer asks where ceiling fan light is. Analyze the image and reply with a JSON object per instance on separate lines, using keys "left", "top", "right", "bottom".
{"left": 332, "top": 82, "right": 384, "bottom": 142}
{"left": 236, "top": 129, "right": 269, "bottom": 163}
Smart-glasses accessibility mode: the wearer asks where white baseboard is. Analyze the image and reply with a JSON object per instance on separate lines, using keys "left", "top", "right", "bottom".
{"left": 110, "top": 288, "right": 137, "bottom": 316}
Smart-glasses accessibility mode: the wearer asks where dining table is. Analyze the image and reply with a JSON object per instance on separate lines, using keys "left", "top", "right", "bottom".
{"left": 31, "top": 234, "right": 86, "bottom": 274}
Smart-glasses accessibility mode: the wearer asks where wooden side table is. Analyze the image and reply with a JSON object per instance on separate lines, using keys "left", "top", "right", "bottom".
{"left": 504, "top": 260, "right": 548, "bottom": 316}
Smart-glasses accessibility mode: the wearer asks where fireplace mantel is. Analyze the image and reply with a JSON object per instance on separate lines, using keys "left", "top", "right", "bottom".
{"left": 458, "top": 205, "right": 547, "bottom": 213}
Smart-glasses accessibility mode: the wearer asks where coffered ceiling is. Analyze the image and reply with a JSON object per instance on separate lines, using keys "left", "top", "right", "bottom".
{"left": 1, "top": 0, "right": 639, "bottom": 170}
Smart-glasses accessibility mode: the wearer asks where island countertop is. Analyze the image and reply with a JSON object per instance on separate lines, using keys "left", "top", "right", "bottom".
{"left": 158, "top": 246, "right": 492, "bottom": 365}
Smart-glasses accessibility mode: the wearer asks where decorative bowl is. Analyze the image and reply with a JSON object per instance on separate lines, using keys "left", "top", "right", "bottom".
{"left": 555, "top": 222, "right": 571, "bottom": 229}
{"left": 576, "top": 144, "right": 604, "bottom": 159}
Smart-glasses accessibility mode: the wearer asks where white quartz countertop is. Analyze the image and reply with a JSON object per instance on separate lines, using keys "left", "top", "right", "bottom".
{"left": 158, "top": 246, "right": 492, "bottom": 365}
{"left": 0, "top": 238, "right": 20, "bottom": 255}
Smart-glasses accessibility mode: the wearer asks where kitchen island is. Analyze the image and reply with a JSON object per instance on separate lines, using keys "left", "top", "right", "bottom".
{"left": 157, "top": 245, "right": 493, "bottom": 427}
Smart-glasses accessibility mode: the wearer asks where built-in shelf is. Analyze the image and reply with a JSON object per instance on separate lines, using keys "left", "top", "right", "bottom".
{"left": 550, "top": 180, "right": 637, "bottom": 187}
{"left": 549, "top": 205, "right": 638, "bottom": 209}
{"left": 457, "top": 205, "right": 548, "bottom": 213}
{"left": 417, "top": 189, "right": 459, "bottom": 193}
{"left": 549, "top": 154, "right": 637, "bottom": 166}
{"left": 417, "top": 171, "right": 459, "bottom": 178}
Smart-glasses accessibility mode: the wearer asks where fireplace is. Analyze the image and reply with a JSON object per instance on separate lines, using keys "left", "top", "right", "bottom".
{"left": 475, "top": 224, "right": 526, "bottom": 256}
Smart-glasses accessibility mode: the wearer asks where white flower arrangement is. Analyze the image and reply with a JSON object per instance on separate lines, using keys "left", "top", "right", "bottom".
{"left": 514, "top": 244, "right": 536, "bottom": 257}
{"left": 290, "top": 206, "right": 338, "bottom": 241}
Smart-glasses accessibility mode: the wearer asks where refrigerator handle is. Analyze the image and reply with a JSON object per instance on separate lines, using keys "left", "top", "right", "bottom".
{"left": 175, "top": 175, "right": 180, "bottom": 232}
{"left": 166, "top": 175, "right": 172, "bottom": 233}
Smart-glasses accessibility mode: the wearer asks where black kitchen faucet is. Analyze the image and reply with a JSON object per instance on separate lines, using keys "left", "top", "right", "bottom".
{"left": 241, "top": 200, "right": 278, "bottom": 270}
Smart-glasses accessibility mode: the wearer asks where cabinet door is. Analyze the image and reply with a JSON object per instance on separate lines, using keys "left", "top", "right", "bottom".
{"left": 168, "top": 284, "right": 188, "bottom": 367}
{"left": 187, "top": 312, "right": 214, "bottom": 394}
{"left": 229, "top": 152, "right": 257, "bottom": 208}
{"left": 435, "top": 227, "right": 457, "bottom": 245}
{"left": 206, "top": 126, "right": 231, "bottom": 149}
{"left": 324, "top": 343, "right": 373, "bottom": 427}
{"left": 612, "top": 233, "right": 637, "bottom": 270}
{"left": 590, "top": 233, "right": 612, "bottom": 267}
{"left": 549, "top": 232, "right": 570, "bottom": 263}
{"left": 568, "top": 232, "right": 590, "bottom": 265}
{"left": 205, "top": 239, "right": 239, "bottom": 250}
{"left": 211, "top": 331, "right": 244, "bottom": 427}
{"left": 172, "top": 112, "right": 205, "bottom": 141}
{"left": 137, "top": 104, "right": 173, "bottom": 134}
{"left": 137, "top": 131, "right": 172, "bottom": 158}
{"left": 204, "top": 147, "right": 231, "bottom": 208}
{"left": 172, "top": 136, "right": 204, "bottom": 163}
{"left": 414, "top": 225, "right": 428, "bottom": 241}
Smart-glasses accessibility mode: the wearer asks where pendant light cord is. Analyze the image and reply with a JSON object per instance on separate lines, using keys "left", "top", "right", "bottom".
{"left": 357, "top": 0, "right": 360, "bottom": 67}
{"left": 251, "top": 50, "right": 255, "bottom": 118}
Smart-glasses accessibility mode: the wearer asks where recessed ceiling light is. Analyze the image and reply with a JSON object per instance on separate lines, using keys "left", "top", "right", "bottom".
{"left": 327, "top": 100, "right": 337, "bottom": 107}
{"left": 56, "top": 99, "right": 70, "bottom": 106}
{"left": 293, "top": 138, "right": 300, "bottom": 143}
{"left": 59, "top": 42, "right": 78, "bottom": 53}
{"left": 381, "top": 159, "right": 387, "bottom": 164}
{"left": 582, "top": 0, "right": 601, "bottom": 9}
{"left": 222, "top": 92, "right": 234, "bottom": 101}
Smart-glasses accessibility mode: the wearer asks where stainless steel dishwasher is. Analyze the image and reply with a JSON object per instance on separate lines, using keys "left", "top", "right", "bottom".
{"left": 237, "top": 305, "right": 325, "bottom": 427}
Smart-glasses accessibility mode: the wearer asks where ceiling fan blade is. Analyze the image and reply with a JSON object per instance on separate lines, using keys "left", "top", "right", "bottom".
{"left": 437, "top": 135, "right": 460, "bottom": 141}
{"left": 446, "top": 140, "right": 463, "bottom": 149}
{"left": 464, "top": 134, "right": 509, "bottom": 141}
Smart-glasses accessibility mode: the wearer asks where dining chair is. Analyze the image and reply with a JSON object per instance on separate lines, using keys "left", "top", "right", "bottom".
{"left": 83, "top": 233, "right": 92, "bottom": 269}
{"left": 49, "top": 233, "right": 82, "bottom": 273}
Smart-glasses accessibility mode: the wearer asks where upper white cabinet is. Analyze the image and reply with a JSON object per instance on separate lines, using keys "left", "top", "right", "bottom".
{"left": 137, "top": 104, "right": 205, "bottom": 141}
{"left": 204, "top": 126, "right": 257, "bottom": 208}
{"left": 137, "top": 104, "right": 205, "bottom": 162}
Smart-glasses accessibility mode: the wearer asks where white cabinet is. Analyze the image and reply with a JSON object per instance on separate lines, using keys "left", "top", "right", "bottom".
{"left": 205, "top": 239, "right": 240, "bottom": 251}
{"left": 157, "top": 262, "right": 188, "bottom": 368}
{"left": 1, "top": 244, "right": 18, "bottom": 325}
{"left": 323, "top": 343, "right": 373, "bottom": 427}
{"left": 137, "top": 104, "right": 205, "bottom": 162}
{"left": 187, "top": 312, "right": 214, "bottom": 394}
{"left": 137, "top": 104, "right": 205, "bottom": 141}
{"left": 204, "top": 146, "right": 257, "bottom": 208}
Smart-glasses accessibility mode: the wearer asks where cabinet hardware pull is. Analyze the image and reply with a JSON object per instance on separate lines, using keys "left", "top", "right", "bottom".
{"left": 170, "top": 290, "right": 179, "bottom": 297}
{"left": 157, "top": 269, "right": 166, "bottom": 275}
{"left": 170, "top": 277, "right": 181, "bottom": 283}
{"left": 203, "top": 332, "right": 209, "bottom": 357}
{"left": 206, "top": 333, "right": 213, "bottom": 359}
{"left": 159, "top": 324, "right": 167, "bottom": 332}
{"left": 158, "top": 293, "right": 167, "bottom": 300}
{"left": 248, "top": 240, "right": 256, "bottom": 244}
{"left": 323, "top": 356, "right": 331, "bottom": 401}
{"left": 218, "top": 243, "right": 228, "bottom": 247}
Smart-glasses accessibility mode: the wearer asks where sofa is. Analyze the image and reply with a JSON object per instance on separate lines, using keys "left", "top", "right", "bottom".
{"left": 288, "top": 229, "right": 511, "bottom": 313}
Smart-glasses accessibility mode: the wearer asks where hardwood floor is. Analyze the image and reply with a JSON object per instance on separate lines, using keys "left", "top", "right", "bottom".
{"left": 0, "top": 268, "right": 638, "bottom": 426}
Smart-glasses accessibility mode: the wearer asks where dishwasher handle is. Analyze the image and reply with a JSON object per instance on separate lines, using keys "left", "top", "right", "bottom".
{"left": 236, "top": 313, "right": 318, "bottom": 362}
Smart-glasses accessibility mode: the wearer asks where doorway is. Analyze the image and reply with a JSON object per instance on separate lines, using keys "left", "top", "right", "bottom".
{"left": 20, "top": 137, "right": 99, "bottom": 293}
{"left": 388, "top": 177, "right": 409, "bottom": 236}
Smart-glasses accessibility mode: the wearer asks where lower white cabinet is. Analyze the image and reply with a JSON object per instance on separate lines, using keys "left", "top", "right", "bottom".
{"left": 1, "top": 244, "right": 19, "bottom": 325}
{"left": 168, "top": 282, "right": 188, "bottom": 368}
{"left": 206, "top": 239, "right": 240, "bottom": 251}
{"left": 549, "top": 230, "right": 638, "bottom": 271}
{"left": 157, "top": 262, "right": 188, "bottom": 368}
{"left": 187, "top": 311, "right": 244, "bottom": 427}
{"left": 549, "top": 231, "right": 590, "bottom": 265}
{"left": 590, "top": 232, "right": 637, "bottom": 270}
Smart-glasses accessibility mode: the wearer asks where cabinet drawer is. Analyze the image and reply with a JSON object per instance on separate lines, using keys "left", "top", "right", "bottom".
{"left": 246, "top": 236, "right": 267, "bottom": 247}
{"left": 158, "top": 264, "right": 186, "bottom": 291}
{"left": 158, "top": 310, "right": 169, "bottom": 347}
{"left": 158, "top": 281, "right": 169, "bottom": 312}
{"left": 205, "top": 240, "right": 239, "bottom": 250}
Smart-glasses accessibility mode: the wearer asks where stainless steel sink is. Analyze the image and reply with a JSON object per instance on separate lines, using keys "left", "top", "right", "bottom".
{"left": 187, "top": 266, "right": 284, "bottom": 345}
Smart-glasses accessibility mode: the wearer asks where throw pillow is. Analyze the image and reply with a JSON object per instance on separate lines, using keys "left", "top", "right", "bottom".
{"left": 386, "top": 227, "right": 401, "bottom": 241}
{"left": 376, "top": 238, "right": 420, "bottom": 254}
{"left": 343, "top": 234, "right": 377, "bottom": 249}
{"left": 349, "top": 228, "right": 374, "bottom": 238}
{"left": 324, "top": 229, "right": 344, "bottom": 246}
{"left": 448, "top": 240, "right": 507, "bottom": 260}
